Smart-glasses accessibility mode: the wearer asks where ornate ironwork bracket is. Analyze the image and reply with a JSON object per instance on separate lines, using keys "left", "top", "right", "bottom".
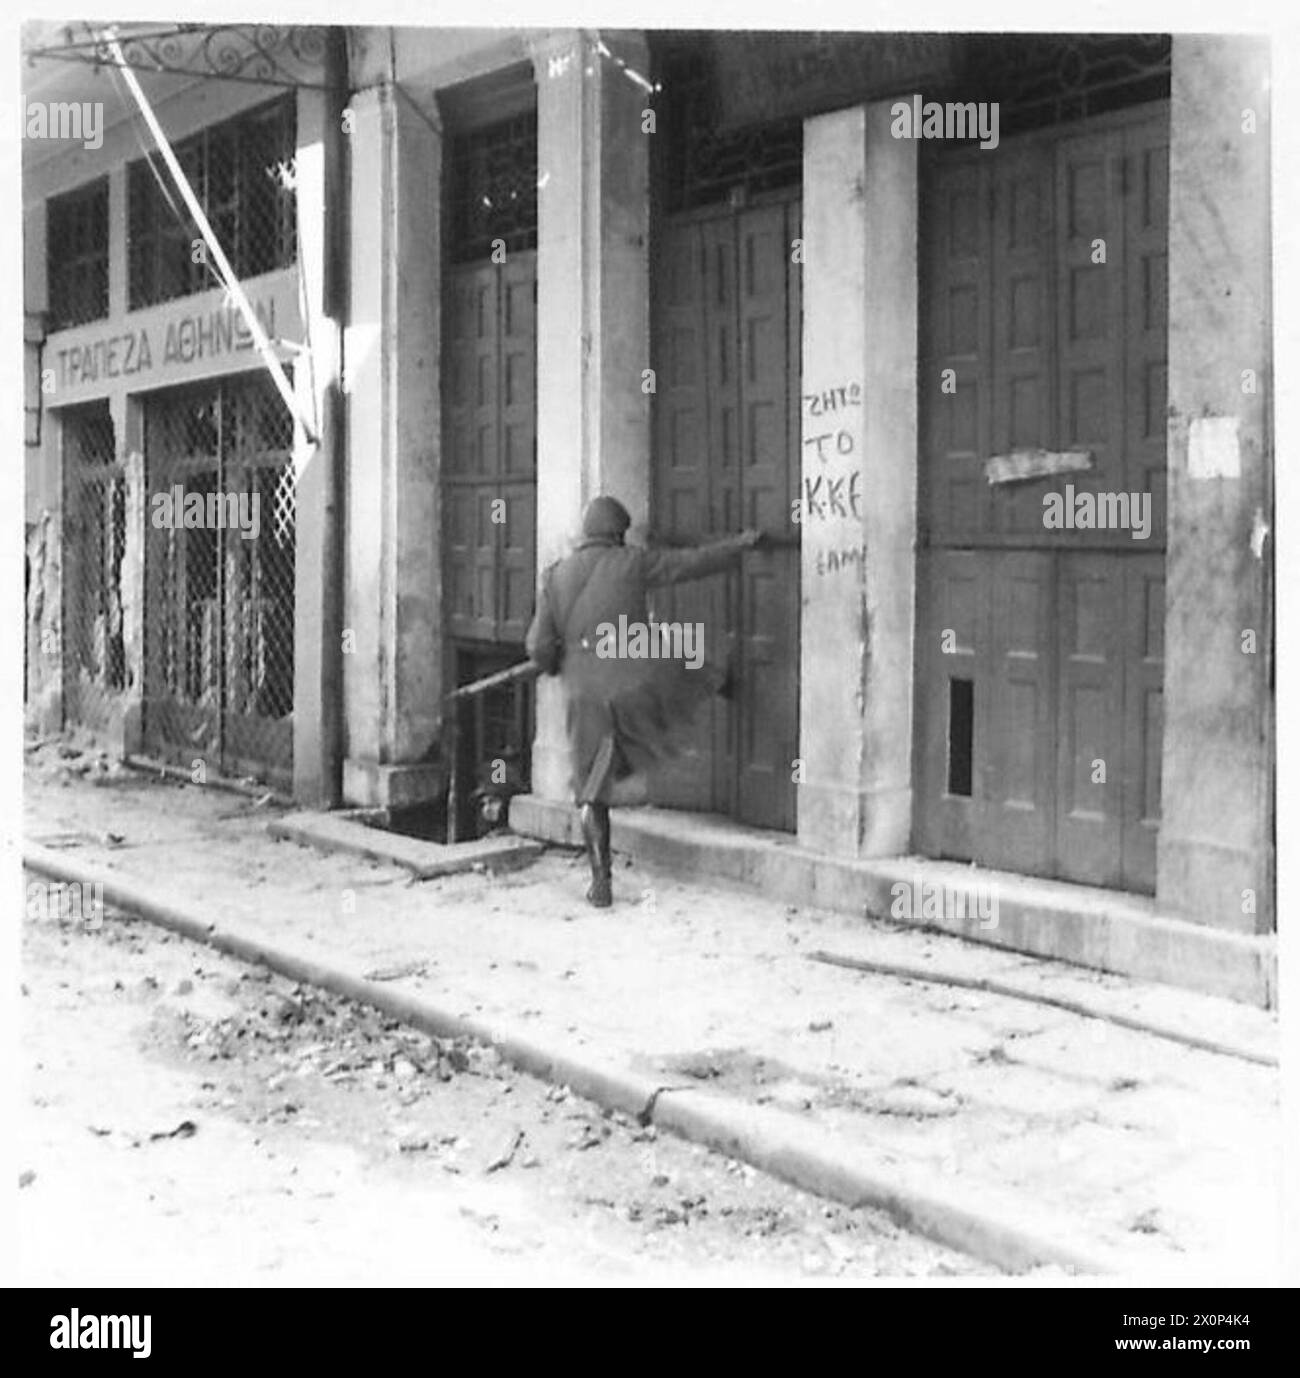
{"left": 25, "top": 23, "right": 331, "bottom": 91}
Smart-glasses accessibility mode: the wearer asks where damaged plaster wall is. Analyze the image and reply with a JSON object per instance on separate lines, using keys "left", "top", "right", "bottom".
{"left": 26, "top": 511, "right": 62, "bottom": 733}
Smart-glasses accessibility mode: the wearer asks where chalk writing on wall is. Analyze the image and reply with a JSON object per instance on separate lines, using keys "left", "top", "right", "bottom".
{"left": 802, "top": 470, "right": 862, "bottom": 520}
{"left": 802, "top": 382, "right": 862, "bottom": 416}
{"left": 800, "top": 380, "right": 863, "bottom": 522}
{"left": 814, "top": 543, "right": 868, "bottom": 578}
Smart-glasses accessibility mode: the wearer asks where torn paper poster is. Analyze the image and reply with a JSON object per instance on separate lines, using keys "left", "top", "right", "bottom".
{"left": 984, "top": 448, "right": 1094, "bottom": 485}
{"left": 1189, "top": 415, "right": 1241, "bottom": 480}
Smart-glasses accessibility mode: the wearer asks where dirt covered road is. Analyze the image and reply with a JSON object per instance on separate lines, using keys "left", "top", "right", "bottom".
{"left": 16, "top": 886, "right": 984, "bottom": 1285}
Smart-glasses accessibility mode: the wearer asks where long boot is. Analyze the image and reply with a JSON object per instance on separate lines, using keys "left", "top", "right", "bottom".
{"left": 579, "top": 802, "right": 612, "bottom": 908}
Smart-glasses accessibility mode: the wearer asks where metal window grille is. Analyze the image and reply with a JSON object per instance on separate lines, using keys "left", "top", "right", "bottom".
{"left": 143, "top": 373, "right": 296, "bottom": 787}
{"left": 128, "top": 94, "right": 297, "bottom": 310}
{"left": 652, "top": 33, "right": 1170, "bottom": 210}
{"left": 47, "top": 179, "right": 110, "bottom": 331}
{"left": 655, "top": 43, "right": 803, "bottom": 213}
{"left": 447, "top": 111, "right": 538, "bottom": 264}
{"left": 62, "top": 401, "right": 126, "bottom": 733}
{"left": 950, "top": 34, "right": 1171, "bottom": 137}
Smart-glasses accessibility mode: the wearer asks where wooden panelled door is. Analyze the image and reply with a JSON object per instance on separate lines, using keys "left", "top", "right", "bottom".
{"left": 915, "top": 104, "right": 1168, "bottom": 893}
{"left": 651, "top": 193, "right": 801, "bottom": 831}
{"left": 443, "top": 250, "right": 538, "bottom": 652}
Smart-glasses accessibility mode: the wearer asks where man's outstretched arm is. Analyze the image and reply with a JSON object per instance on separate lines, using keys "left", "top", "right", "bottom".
{"left": 641, "top": 529, "right": 763, "bottom": 587}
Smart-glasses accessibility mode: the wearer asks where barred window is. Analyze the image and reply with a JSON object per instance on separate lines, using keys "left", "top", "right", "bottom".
{"left": 62, "top": 401, "right": 127, "bottom": 700}
{"left": 653, "top": 42, "right": 802, "bottom": 214}
{"left": 128, "top": 95, "right": 297, "bottom": 310}
{"left": 448, "top": 111, "right": 538, "bottom": 264}
{"left": 47, "top": 179, "right": 109, "bottom": 331}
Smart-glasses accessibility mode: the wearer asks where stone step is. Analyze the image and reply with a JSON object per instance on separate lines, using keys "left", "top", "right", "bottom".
{"left": 269, "top": 810, "right": 543, "bottom": 880}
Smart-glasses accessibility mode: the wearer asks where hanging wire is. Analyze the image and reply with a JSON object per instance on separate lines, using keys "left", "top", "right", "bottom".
{"left": 88, "top": 20, "right": 228, "bottom": 301}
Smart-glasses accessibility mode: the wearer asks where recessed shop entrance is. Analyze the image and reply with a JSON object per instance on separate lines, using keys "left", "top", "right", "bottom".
{"left": 914, "top": 102, "right": 1170, "bottom": 893}
{"left": 439, "top": 87, "right": 539, "bottom": 834}
{"left": 142, "top": 373, "right": 296, "bottom": 789}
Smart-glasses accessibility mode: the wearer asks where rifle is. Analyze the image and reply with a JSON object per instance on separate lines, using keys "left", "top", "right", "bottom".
{"left": 445, "top": 659, "right": 541, "bottom": 701}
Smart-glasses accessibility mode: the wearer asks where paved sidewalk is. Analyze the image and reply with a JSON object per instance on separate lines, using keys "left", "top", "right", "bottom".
{"left": 22, "top": 749, "right": 1282, "bottom": 1277}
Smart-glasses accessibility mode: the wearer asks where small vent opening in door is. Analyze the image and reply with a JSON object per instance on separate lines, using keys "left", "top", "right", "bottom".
{"left": 948, "top": 677, "right": 974, "bottom": 798}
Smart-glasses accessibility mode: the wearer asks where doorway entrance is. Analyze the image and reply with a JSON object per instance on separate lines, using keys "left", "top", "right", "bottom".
{"left": 914, "top": 103, "right": 1169, "bottom": 893}
{"left": 440, "top": 96, "right": 539, "bottom": 835}
{"left": 650, "top": 192, "right": 802, "bottom": 831}
{"left": 142, "top": 373, "right": 296, "bottom": 789}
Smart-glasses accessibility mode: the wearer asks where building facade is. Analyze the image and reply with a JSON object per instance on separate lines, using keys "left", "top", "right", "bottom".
{"left": 24, "top": 26, "right": 1274, "bottom": 963}
{"left": 24, "top": 24, "right": 343, "bottom": 802}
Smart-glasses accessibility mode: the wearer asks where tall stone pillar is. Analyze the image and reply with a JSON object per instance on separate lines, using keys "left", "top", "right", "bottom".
{"left": 24, "top": 199, "right": 62, "bottom": 732}
{"left": 341, "top": 82, "right": 445, "bottom": 808}
{"left": 113, "top": 394, "right": 145, "bottom": 757}
{"left": 292, "top": 84, "right": 343, "bottom": 807}
{"left": 1157, "top": 36, "right": 1273, "bottom": 933}
{"left": 106, "top": 168, "right": 138, "bottom": 752}
{"left": 25, "top": 422, "right": 63, "bottom": 733}
{"left": 797, "top": 103, "right": 918, "bottom": 858}
{"left": 528, "top": 29, "right": 652, "bottom": 802}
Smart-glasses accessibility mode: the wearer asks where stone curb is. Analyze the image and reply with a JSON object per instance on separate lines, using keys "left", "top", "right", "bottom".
{"left": 651, "top": 1087, "right": 1128, "bottom": 1275}
{"left": 26, "top": 844, "right": 1143, "bottom": 1276}
{"left": 509, "top": 794, "right": 1277, "bottom": 1008}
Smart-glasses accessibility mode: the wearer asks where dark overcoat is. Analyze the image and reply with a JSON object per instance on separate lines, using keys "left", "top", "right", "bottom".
{"left": 525, "top": 533, "right": 750, "bottom": 803}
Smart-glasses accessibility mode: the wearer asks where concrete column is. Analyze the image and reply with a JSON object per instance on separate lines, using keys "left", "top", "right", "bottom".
{"left": 1157, "top": 36, "right": 1273, "bottom": 933}
{"left": 106, "top": 166, "right": 127, "bottom": 319}
{"left": 23, "top": 201, "right": 50, "bottom": 527}
{"left": 797, "top": 103, "right": 918, "bottom": 858}
{"left": 341, "top": 82, "right": 444, "bottom": 808}
{"left": 292, "top": 86, "right": 342, "bottom": 807}
{"left": 24, "top": 199, "right": 60, "bottom": 730}
{"left": 528, "top": 29, "right": 652, "bottom": 802}
{"left": 114, "top": 394, "right": 145, "bottom": 756}
{"left": 25, "top": 417, "right": 63, "bottom": 733}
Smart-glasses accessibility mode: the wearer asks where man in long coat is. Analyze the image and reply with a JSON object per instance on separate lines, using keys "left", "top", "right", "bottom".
{"left": 525, "top": 495, "right": 761, "bottom": 907}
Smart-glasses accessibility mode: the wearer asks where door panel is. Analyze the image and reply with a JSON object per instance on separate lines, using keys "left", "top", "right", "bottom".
{"left": 443, "top": 251, "right": 537, "bottom": 651}
{"left": 445, "top": 263, "right": 498, "bottom": 644}
{"left": 647, "top": 216, "right": 722, "bottom": 811}
{"left": 1054, "top": 128, "right": 1126, "bottom": 536}
{"left": 913, "top": 547, "right": 983, "bottom": 863}
{"left": 990, "top": 143, "right": 1053, "bottom": 537}
{"left": 916, "top": 105, "right": 1167, "bottom": 894}
{"left": 701, "top": 213, "right": 741, "bottom": 809}
{"left": 1055, "top": 552, "right": 1125, "bottom": 886}
{"left": 1123, "top": 117, "right": 1170, "bottom": 540}
{"left": 920, "top": 155, "right": 991, "bottom": 544}
{"left": 650, "top": 196, "right": 801, "bottom": 830}
{"left": 986, "top": 551, "right": 1056, "bottom": 877}
{"left": 1121, "top": 554, "right": 1164, "bottom": 888}
{"left": 734, "top": 200, "right": 800, "bottom": 828}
